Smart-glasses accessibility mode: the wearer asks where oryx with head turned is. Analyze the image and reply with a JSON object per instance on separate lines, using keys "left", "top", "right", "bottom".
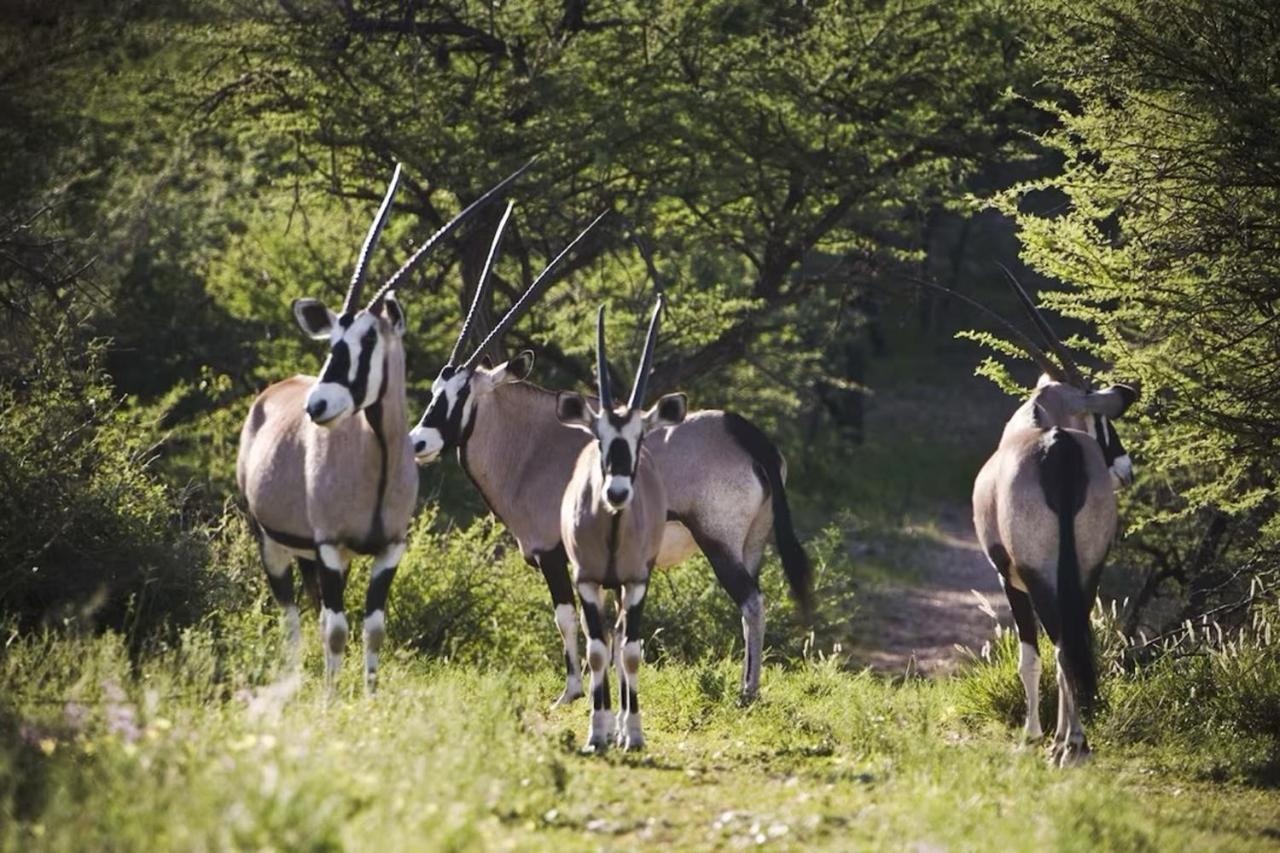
{"left": 556, "top": 295, "right": 685, "bottom": 751}
{"left": 411, "top": 263, "right": 812, "bottom": 708}
{"left": 236, "top": 160, "right": 530, "bottom": 693}
{"left": 969, "top": 271, "right": 1139, "bottom": 767}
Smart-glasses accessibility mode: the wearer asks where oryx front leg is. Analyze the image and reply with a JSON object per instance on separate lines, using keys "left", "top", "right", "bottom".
{"left": 616, "top": 583, "right": 648, "bottom": 751}
{"left": 578, "top": 582, "right": 613, "bottom": 753}
{"left": 317, "top": 543, "right": 351, "bottom": 693}
{"left": 363, "top": 541, "right": 405, "bottom": 695}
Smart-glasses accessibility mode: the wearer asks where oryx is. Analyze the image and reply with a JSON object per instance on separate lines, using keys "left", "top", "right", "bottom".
{"left": 557, "top": 295, "right": 686, "bottom": 751}
{"left": 969, "top": 272, "right": 1139, "bottom": 766}
{"left": 236, "top": 161, "right": 529, "bottom": 692}
{"left": 411, "top": 273, "right": 812, "bottom": 707}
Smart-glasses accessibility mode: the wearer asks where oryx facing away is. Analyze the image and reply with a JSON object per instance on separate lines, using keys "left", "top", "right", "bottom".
{"left": 971, "top": 273, "right": 1138, "bottom": 766}
{"left": 557, "top": 295, "right": 687, "bottom": 751}
{"left": 410, "top": 282, "right": 811, "bottom": 707}
{"left": 236, "top": 161, "right": 529, "bottom": 692}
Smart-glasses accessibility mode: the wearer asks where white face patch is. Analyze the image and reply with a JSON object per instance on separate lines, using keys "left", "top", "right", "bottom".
{"left": 307, "top": 312, "right": 386, "bottom": 426}
{"left": 410, "top": 370, "right": 473, "bottom": 463}
{"left": 596, "top": 412, "right": 644, "bottom": 511}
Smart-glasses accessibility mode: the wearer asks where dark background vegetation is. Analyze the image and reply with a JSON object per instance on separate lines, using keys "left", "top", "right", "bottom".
{"left": 1, "top": 0, "right": 1277, "bottom": 758}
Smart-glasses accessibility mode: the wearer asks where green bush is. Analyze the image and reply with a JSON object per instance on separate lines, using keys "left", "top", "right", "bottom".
{"left": 0, "top": 335, "right": 217, "bottom": 637}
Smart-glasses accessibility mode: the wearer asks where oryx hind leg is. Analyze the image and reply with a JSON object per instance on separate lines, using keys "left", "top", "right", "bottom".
{"left": 1002, "top": 580, "right": 1043, "bottom": 742}
{"left": 362, "top": 541, "right": 406, "bottom": 695}
{"left": 536, "top": 546, "right": 583, "bottom": 708}
{"left": 297, "top": 558, "right": 322, "bottom": 613}
{"left": 259, "top": 534, "right": 302, "bottom": 654}
{"left": 317, "top": 543, "right": 351, "bottom": 693}
{"left": 694, "top": 529, "right": 764, "bottom": 703}
{"left": 1054, "top": 648, "right": 1091, "bottom": 767}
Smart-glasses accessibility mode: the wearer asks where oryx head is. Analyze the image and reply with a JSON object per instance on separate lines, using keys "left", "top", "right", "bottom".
{"left": 411, "top": 208, "right": 610, "bottom": 462}
{"left": 294, "top": 160, "right": 534, "bottom": 427}
{"left": 555, "top": 296, "right": 687, "bottom": 512}
{"left": 1003, "top": 270, "right": 1141, "bottom": 488}
{"left": 292, "top": 165, "right": 404, "bottom": 426}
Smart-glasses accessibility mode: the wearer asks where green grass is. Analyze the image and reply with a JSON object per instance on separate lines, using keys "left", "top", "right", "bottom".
{"left": 3, "top": 619, "right": 1278, "bottom": 851}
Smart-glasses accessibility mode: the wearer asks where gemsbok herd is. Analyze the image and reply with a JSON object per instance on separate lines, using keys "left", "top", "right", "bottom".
{"left": 238, "top": 165, "right": 1139, "bottom": 765}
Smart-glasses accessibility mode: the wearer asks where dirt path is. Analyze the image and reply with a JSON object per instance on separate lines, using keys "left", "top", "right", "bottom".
{"left": 855, "top": 505, "right": 1010, "bottom": 677}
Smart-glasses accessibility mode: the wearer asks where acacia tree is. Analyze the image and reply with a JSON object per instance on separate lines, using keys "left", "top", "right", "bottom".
{"left": 1000, "top": 0, "right": 1280, "bottom": 629}
{"left": 211, "top": 0, "right": 1037, "bottom": 405}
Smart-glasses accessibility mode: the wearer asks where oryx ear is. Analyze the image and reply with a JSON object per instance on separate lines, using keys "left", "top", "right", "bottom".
{"left": 377, "top": 291, "right": 407, "bottom": 334}
{"left": 1082, "top": 383, "right": 1140, "bottom": 419}
{"left": 489, "top": 350, "right": 534, "bottom": 385}
{"left": 556, "top": 391, "right": 594, "bottom": 430}
{"left": 644, "top": 392, "right": 687, "bottom": 431}
{"left": 292, "top": 298, "right": 336, "bottom": 340}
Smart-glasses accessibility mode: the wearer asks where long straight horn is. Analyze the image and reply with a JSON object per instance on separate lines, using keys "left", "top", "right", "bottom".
{"left": 344, "top": 163, "right": 402, "bottom": 314}
{"left": 365, "top": 157, "right": 536, "bottom": 310}
{"left": 998, "top": 263, "right": 1087, "bottom": 387}
{"left": 906, "top": 275, "right": 1065, "bottom": 382}
{"left": 596, "top": 304, "right": 612, "bottom": 407}
{"left": 627, "top": 293, "right": 664, "bottom": 410}
{"left": 448, "top": 200, "right": 514, "bottom": 366}
{"left": 460, "top": 209, "right": 610, "bottom": 371}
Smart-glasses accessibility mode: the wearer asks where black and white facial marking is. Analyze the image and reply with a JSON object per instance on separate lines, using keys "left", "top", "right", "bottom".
{"left": 596, "top": 409, "right": 646, "bottom": 511}
{"left": 1086, "top": 413, "right": 1133, "bottom": 488}
{"left": 410, "top": 365, "right": 476, "bottom": 462}
{"left": 294, "top": 296, "right": 404, "bottom": 427}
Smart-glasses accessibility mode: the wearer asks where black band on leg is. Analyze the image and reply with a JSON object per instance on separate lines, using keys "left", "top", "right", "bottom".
{"left": 265, "top": 565, "right": 296, "bottom": 607}
{"left": 319, "top": 565, "right": 347, "bottom": 614}
{"left": 297, "top": 558, "right": 322, "bottom": 612}
{"left": 581, "top": 599, "right": 605, "bottom": 641}
{"left": 1005, "top": 585, "right": 1039, "bottom": 647}
{"left": 365, "top": 567, "right": 397, "bottom": 615}
{"left": 536, "top": 544, "right": 576, "bottom": 606}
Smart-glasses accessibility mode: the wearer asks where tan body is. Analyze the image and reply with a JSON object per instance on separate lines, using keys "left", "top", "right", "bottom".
{"left": 973, "top": 397, "right": 1116, "bottom": 595}
{"left": 562, "top": 445, "right": 668, "bottom": 588}
{"left": 463, "top": 382, "right": 769, "bottom": 571}
{"left": 237, "top": 372, "right": 416, "bottom": 554}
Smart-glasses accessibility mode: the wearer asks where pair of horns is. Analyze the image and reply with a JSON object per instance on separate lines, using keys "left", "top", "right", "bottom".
{"left": 341, "top": 157, "right": 538, "bottom": 315}
{"left": 997, "top": 264, "right": 1089, "bottom": 388}
{"left": 448, "top": 208, "right": 611, "bottom": 372}
{"left": 597, "top": 293, "right": 664, "bottom": 411}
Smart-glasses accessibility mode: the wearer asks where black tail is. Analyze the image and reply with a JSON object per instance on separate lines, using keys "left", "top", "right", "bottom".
{"left": 724, "top": 413, "right": 813, "bottom": 619}
{"left": 1038, "top": 428, "right": 1097, "bottom": 712}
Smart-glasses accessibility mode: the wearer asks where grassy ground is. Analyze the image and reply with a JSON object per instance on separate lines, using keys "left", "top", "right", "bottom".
{"left": 3, "top": 622, "right": 1278, "bottom": 852}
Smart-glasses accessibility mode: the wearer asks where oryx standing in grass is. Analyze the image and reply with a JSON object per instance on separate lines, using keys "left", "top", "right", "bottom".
{"left": 410, "top": 278, "right": 811, "bottom": 708}
{"left": 557, "top": 296, "right": 685, "bottom": 751}
{"left": 236, "top": 161, "right": 529, "bottom": 692}
{"left": 970, "top": 273, "right": 1138, "bottom": 766}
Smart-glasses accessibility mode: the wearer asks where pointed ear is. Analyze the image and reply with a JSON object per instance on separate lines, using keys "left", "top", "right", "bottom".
{"left": 508, "top": 349, "right": 534, "bottom": 381}
{"left": 556, "top": 391, "right": 594, "bottom": 430}
{"left": 1082, "top": 384, "right": 1139, "bottom": 419}
{"left": 644, "top": 392, "right": 687, "bottom": 431}
{"left": 488, "top": 350, "right": 534, "bottom": 386}
{"left": 377, "top": 291, "right": 407, "bottom": 334}
{"left": 292, "top": 298, "right": 335, "bottom": 340}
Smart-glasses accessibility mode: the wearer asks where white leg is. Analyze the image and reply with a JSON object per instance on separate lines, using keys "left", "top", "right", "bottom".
{"left": 363, "top": 541, "right": 405, "bottom": 695}
{"left": 1019, "top": 641, "right": 1043, "bottom": 741}
{"left": 552, "top": 603, "right": 584, "bottom": 707}
{"left": 1054, "top": 650, "right": 1070, "bottom": 751}
{"left": 1056, "top": 650, "right": 1090, "bottom": 767}
{"left": 578, "top": 583, "right": 614, "bottom": 752}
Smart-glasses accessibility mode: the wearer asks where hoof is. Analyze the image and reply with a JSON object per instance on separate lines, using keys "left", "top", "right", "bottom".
{"left": 550, "top": 683, "right": 584, "bottom": 709}
{"left": 738, "top": 687, "right": 759, "bottom": 707}
{"left": 1057, "top": 741, "right": 1092, "bottom": 769}
{"left": 623, "top": 733, "right": 645, "bottom": 752}
{"left": 582, "top": 736, "right": 610, "bottom": 755}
